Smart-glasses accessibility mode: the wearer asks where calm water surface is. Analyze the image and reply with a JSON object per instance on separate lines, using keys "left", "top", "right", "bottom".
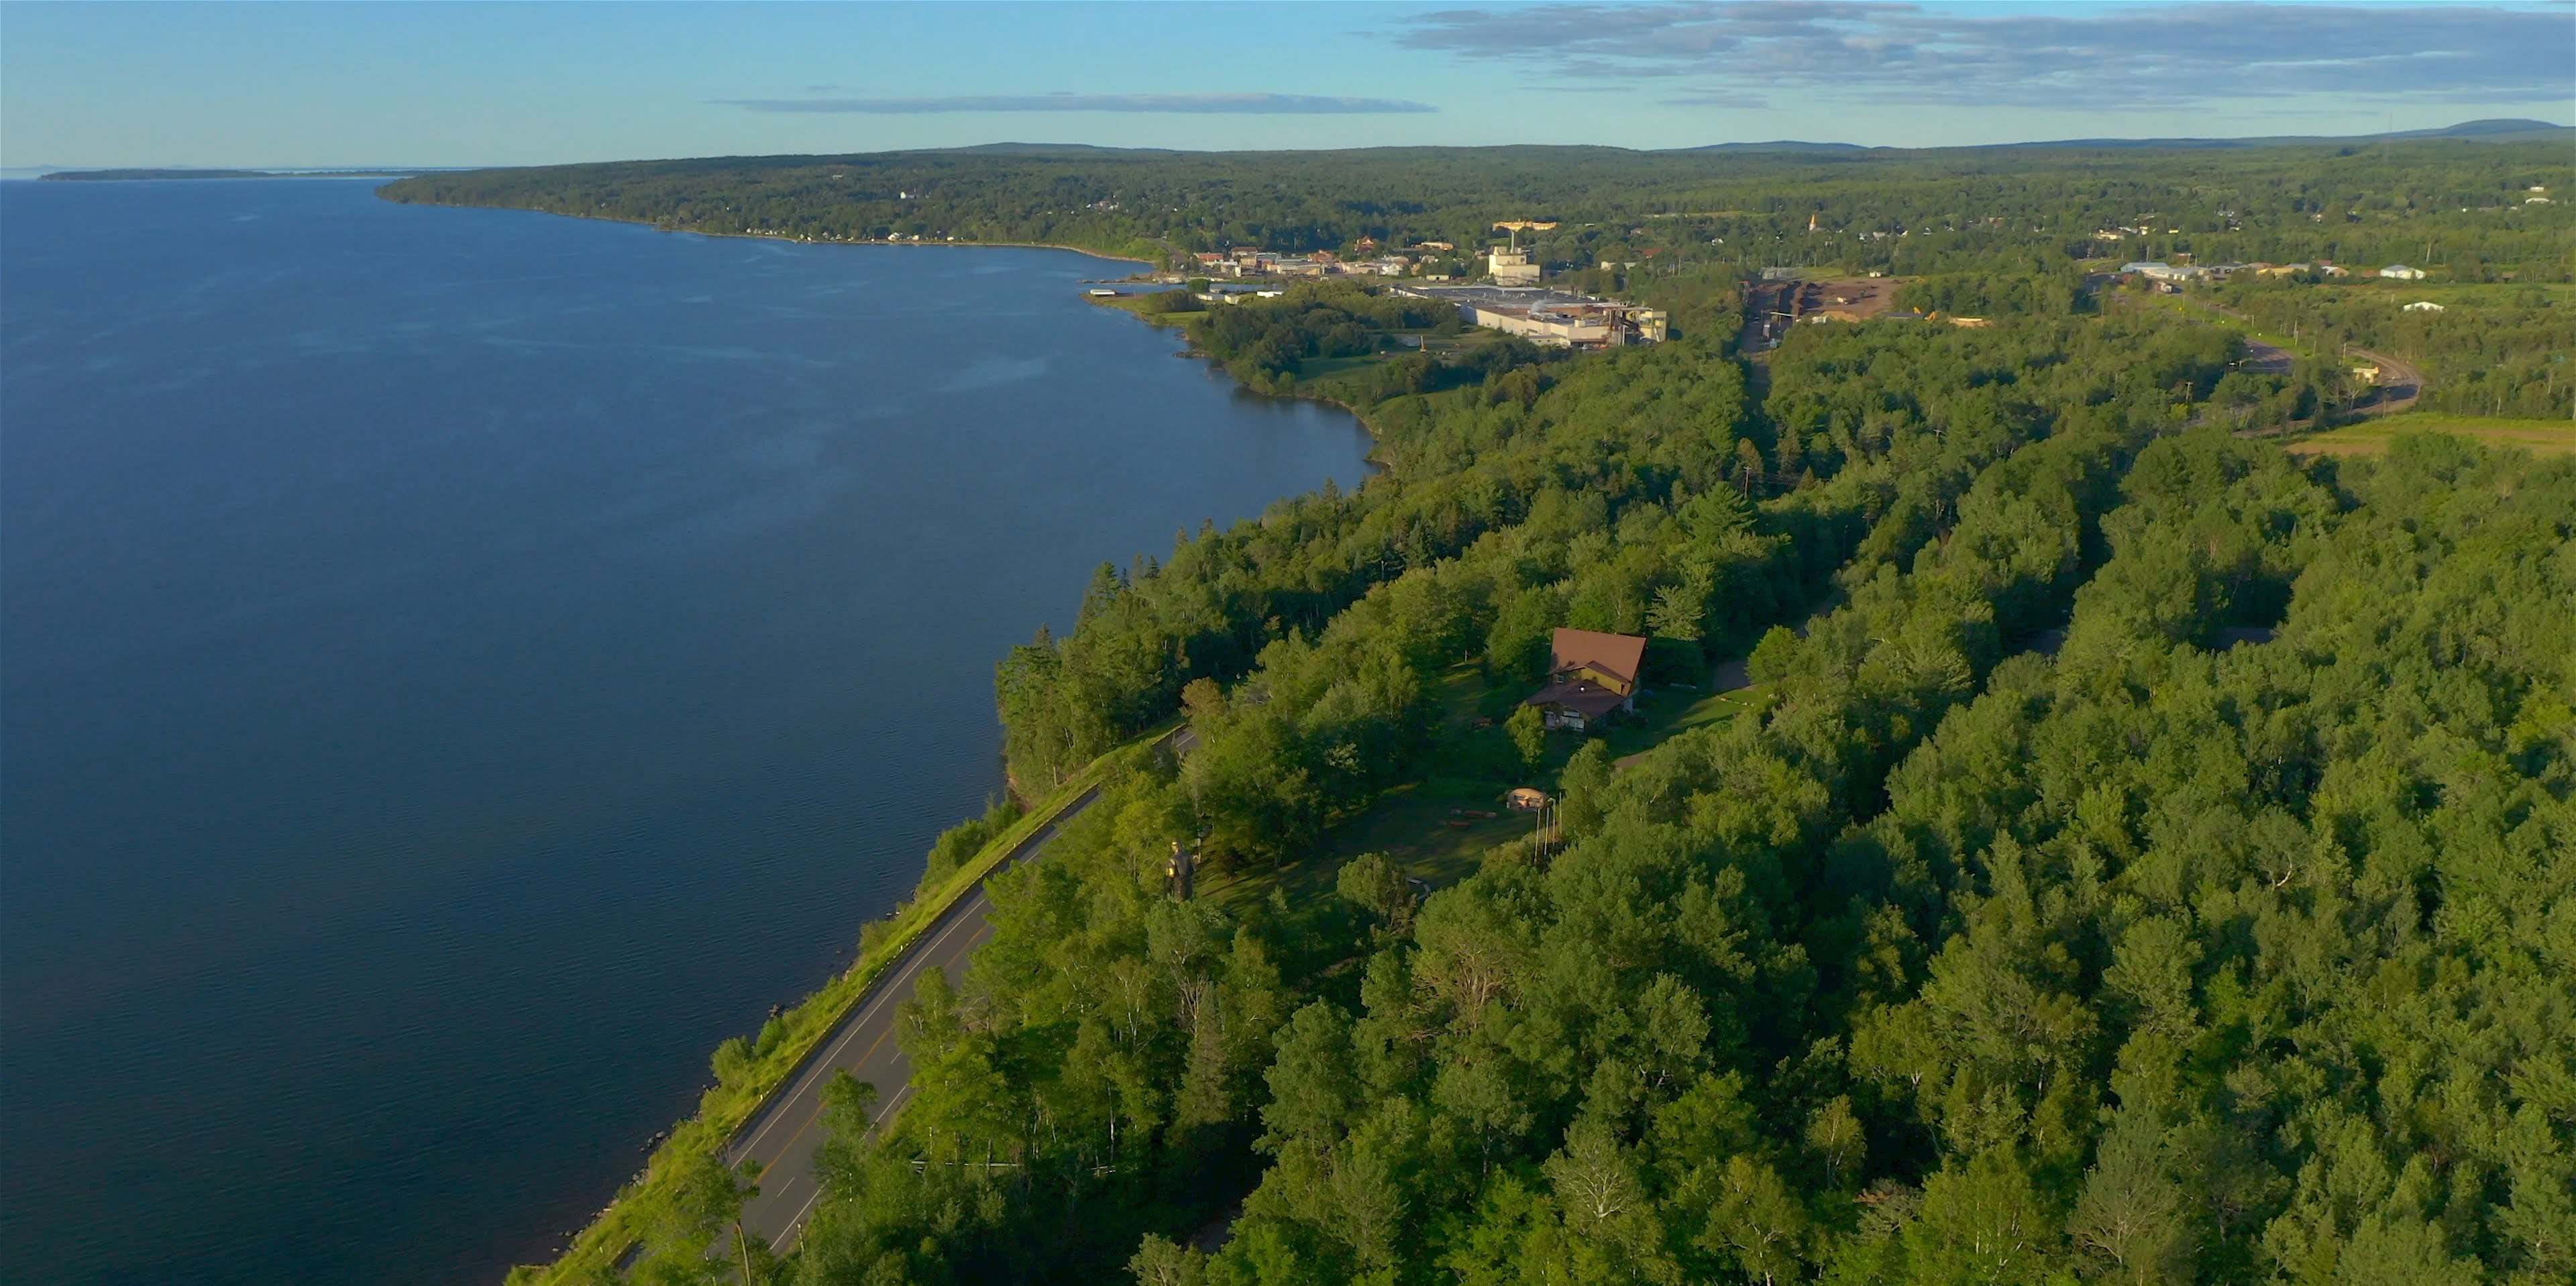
{"left": 0, "top": 178, "right": 1370, "bottom": 1285}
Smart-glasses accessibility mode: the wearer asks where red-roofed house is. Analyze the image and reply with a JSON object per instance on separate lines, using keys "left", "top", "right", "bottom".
{"left": 1523, "top": 628, "right": 1648, "bottom": 731}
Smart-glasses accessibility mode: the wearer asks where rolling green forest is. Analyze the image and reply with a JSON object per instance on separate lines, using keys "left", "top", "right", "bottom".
{"left": 378, "top": 140, "right": 2573, "bottom": 281}
{"left": 464, "top": 142, "right": 2574, "bottom": 1286}
{"left": 380, "top": 139, "right": 2573, "bottom": 421}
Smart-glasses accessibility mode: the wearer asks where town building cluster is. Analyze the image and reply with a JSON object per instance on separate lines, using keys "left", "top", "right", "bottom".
{"left": 2119, "top": 259, "right": 2427, "bottom": 288}
{"left": 1190, "top": 244, "right": 1437, "bottom": 280}
{"left": 1395, "top": 285, "right": 1669, "bottom": 350}
{"left": 1187, "top": 219, "right": 1667, "bottom": 348}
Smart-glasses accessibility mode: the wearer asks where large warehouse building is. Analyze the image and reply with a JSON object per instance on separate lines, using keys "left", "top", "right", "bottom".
{"left": 1397, "top": 285, "right": 1669, "bottom": 349}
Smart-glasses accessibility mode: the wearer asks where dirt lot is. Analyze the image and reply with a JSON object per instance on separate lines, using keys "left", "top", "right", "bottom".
{"left": 1744, "top": 276, "right": 1912, "bottom": 351}
{"left": 1790, "top": 276, "right": 1908, "bottom": 317}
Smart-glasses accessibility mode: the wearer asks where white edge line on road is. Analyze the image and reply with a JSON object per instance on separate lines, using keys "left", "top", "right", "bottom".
{"left": 734, "top": 806, "right": 1081, "bottom": 1163}
{"left": 728, "top": 779, "right": 1126, "bottom": 1242}
{"left": 774, "top": 1083, "right": 919, "bottom": 1252}
{"left": 734, "top": 891, "right": 993, "bottom": 1161}
{"left": 741, "top": 890, "right": 991, "bottom": 1169}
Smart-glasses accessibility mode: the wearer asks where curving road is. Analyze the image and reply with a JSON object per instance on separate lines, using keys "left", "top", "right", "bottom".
{"left": 724, "top": 728, "right": 1188, "bottom": 1250}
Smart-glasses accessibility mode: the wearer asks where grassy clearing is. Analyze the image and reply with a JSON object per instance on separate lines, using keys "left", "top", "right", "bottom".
{"left": 1087, "top": 292, "right": 1195, "bottom": 327}
{"left": 1200, "top": 664, "right": 1527, "bottom": 912}
{"left": 1200, "top": 780, "right": 1530, "bottom": 916}
{"left": 2286, "top": 415, "right": 2576, "bottom": 457}
{"left": 1609, "top": 678, "right": 1769, "bottom": 769}
{"left": 2133, "top": 292, "right": 2311, "bottom": 359}
{"left": 1288, "top": 329, "right": 1503, "bottom": 392}
{"left": 2322, "top": 280, "right": 2576, "bottom": 307}
{"left": 511, "top": 725, "right": 1175, "bottom": 1286}
{"left": 1290, "top": 354, "right": 1390, "bottom": 384}
{"left": 1201, "top": 658, "right": 1772, "bottom": 914}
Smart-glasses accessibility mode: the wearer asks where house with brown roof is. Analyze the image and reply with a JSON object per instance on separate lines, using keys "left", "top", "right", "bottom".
{"left": 1523, "top": 628, "right": 1648, "bottom": 732}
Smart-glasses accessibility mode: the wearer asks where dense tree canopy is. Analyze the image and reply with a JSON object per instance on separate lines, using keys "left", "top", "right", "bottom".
{"left": 768, "top": 429, "right": 2572, "bottom": 1286}
{"left": 497, "top": 143, "right": 2573, "bottom": 1286}
{"left": 381, "top": 140, "right": 2572, "bottom": 288}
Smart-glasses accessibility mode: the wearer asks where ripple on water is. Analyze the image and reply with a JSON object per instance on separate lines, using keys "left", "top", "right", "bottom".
{"left": 0, "top": 176, "right": 1372, "bottom": 1285}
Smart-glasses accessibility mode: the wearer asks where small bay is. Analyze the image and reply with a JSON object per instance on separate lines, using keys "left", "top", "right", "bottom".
{"left": 0, "top": 178, "right": 1370, "bottom": 1285}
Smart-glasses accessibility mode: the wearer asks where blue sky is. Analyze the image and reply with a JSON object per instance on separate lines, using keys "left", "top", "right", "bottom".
{"left": 3, "top": 1, "right": 2569, "bottom": 168}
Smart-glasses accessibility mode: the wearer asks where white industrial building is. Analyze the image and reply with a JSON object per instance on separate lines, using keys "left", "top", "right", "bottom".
{"left": 1487, "top": 246, "right": 1540, "bottom": 286}
{"left": 2121, "top": 261, "right": 2208, "bottom": 283}
{"left": 1397, "top": 285, "right": 1667, "bottom": 349}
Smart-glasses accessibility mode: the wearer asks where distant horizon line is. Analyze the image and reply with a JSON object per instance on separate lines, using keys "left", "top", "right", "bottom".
{"left": 13, "top": 115, "right": 2571, "bottom": 174}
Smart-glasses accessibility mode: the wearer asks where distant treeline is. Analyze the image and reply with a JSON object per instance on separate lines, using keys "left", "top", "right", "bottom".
{"left": 42, "top": 168, "right": 428, "bottom": 181}
{"left": 384, "top": 142, "right": 2570, "bottom": 418}
{"left": 1183, "top": 282, "right": 1468, "bottom": 395}
{"left": 379, "top": 140, "right": 2571, "bottom": 284}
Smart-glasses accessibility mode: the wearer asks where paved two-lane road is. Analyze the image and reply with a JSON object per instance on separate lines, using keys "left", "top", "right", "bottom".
{"left": 725, "top": 728, "right": 1189, "bottom": 1250}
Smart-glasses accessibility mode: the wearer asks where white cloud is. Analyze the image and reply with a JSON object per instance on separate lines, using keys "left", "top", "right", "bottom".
{"left": 719, "top": 93, "right": 1438, "bottom": 115}
{"left": 1396, "top": 2, "right": 2575, "bottom": 109}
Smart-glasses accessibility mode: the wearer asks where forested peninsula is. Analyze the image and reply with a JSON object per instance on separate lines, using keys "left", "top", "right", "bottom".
{"left": 413, "top": 140, "right": 2576, "bottom": 1286}
{"left": 42, "top": 167, "right": 428, "bottom": 180}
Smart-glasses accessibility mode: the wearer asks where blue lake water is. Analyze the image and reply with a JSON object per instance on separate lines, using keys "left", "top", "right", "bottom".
{"left": 0, "top": 178, "right": 1370, "bottom": 1285}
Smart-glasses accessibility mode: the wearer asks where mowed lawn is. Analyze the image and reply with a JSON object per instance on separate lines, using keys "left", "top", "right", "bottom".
{"left": 1607, "top": 655, "right": 1768, "bottom": 768}
{"left": 2288, "top": 415, "right": 2576, "bottom": 457}
{"left": 1199, "top": 652, "right": 1777, "bottom": 912}
{"left": 1201, "top": 665, "right": 1532, "bottom": 911}
{"left": 1195, "top": 778, "right": 1534, "bottom": 915}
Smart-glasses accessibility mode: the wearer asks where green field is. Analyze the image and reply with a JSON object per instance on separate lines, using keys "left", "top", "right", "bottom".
{"left": 1199, "top": 657, "right": 1773, "bottom": 914}
{"left": 2287, "top": 413, "right": 2576, "bottom": 456}
{"left": 2324, "top": 279, "right": 2575, "bottom": 307}
{"left": 2129, "top": 290, "right": 2312, "bottom": 360}
{"left": 1608, "top": 677, "right": 1768, "bottom": 768}
{"left": 1199, "top": 665, "right": 1524, "bottom": 910}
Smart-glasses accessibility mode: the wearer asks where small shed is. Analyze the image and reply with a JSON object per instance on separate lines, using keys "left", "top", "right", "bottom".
{"left": 1507, "top": 787, "right": 1549, "bottom": 812}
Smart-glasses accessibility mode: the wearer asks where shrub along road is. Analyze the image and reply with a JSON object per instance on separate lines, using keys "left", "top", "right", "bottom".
{"left": 724, "top": 728, "right": 1193, "bottom": 1250}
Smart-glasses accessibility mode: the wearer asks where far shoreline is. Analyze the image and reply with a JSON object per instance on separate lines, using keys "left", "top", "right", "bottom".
{"left": 370, "top": 188, "right": 1158, "bottom": 270}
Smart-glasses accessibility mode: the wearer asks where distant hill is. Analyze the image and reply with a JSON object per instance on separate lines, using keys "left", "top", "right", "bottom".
{"left": 2366, "top": 118, "right": 2573, "bottom": 142}
{"left": 1673, "top": 118, "right": 2573, "bottom": 154}
{"left": 1997, "top": 117, "right": 2574, "bottom": 150}
{"left": 942, "top": 142, "right": 1185, "bottom": 156}
{"left": 1672, "top": 140, "right": 1870, "bottom": 155}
